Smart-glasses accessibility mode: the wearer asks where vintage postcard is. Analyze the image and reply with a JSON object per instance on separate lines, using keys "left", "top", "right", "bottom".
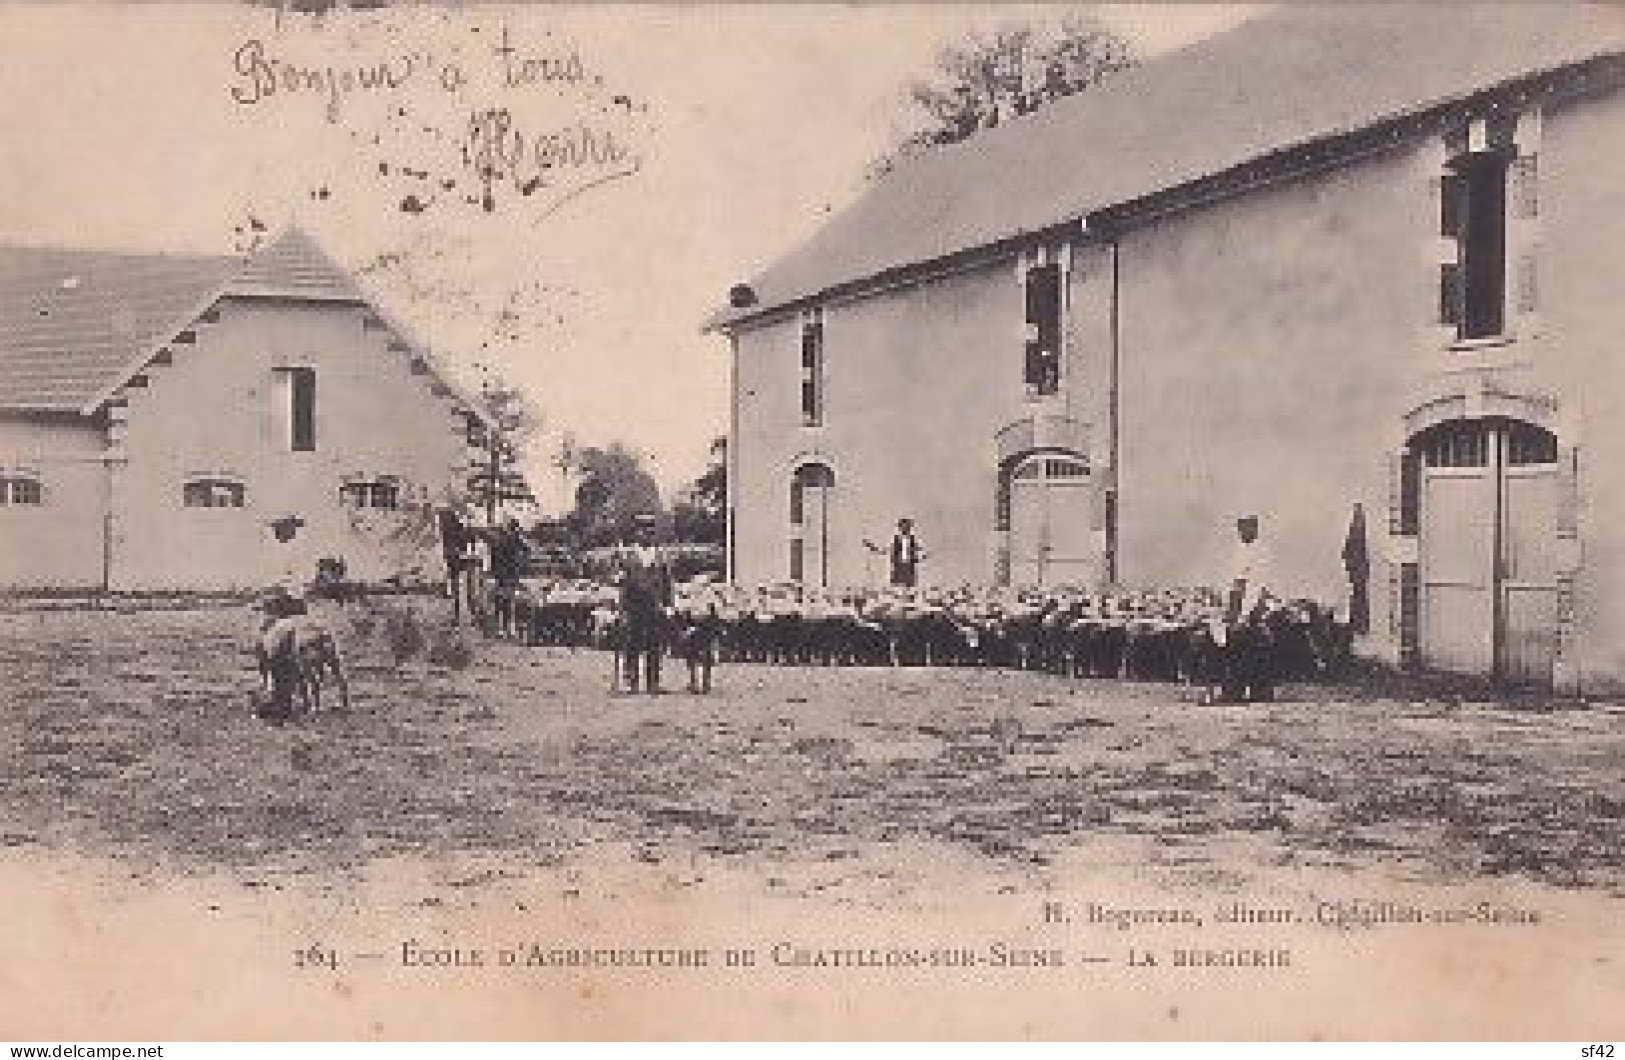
{"left": 1, "top": 0, "right": 1622, "bottom": 1041}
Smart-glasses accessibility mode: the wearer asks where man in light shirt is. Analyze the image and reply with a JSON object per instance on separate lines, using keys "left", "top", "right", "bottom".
{"left": 1221, "top": 514, "right": 1277, "bottom": 703}
{"left": 268, "top": 513, "right": 316, "bottom": 603}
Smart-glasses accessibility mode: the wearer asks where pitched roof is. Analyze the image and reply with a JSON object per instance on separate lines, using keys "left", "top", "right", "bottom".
{"left": 0, "top": 246, "right": 237, "bottom": 411}
{"left": 719, "top": 4, "right": 1624, "bottom": 329}
{"left": 0, "top": 228, "right": 389, "bottom": 413}
{"left": 227, "top": 226, "right": 366, "bottom": 301}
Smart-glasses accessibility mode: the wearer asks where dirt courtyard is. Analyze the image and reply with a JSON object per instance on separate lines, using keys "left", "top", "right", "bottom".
{"left": 1, "top": 600, "right": 1620, "bottom": 889}
{"left": 0, "top": 599, "right": 1621, "bottom": 1038}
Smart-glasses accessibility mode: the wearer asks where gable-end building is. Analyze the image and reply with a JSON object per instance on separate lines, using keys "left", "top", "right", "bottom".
{"left": 712, "top": 5, "right": 1625, "bottom": 691}
{"left": 0, "top": 228, "right": 495, "bottom": 591}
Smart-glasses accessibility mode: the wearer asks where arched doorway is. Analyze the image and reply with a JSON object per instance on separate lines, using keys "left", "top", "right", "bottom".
{"left": 1411, "top": 417, "right": 1559, "bottom": 684}
{"left": 790, "top": 462, "right": 835, "bottom": 587}
{"left": 1002, "top": 452, "right": 1096, "bottom": 586}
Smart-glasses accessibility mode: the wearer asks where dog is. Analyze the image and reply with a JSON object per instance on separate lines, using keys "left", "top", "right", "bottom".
{"left": 1181, "top": 618, "right": 1229, "bottom": 705}
{"left": 257, "top": 594, "right": 350, "bottom": 719}
{"left": 671, "top": 605, "right": 722, "bottom": 694}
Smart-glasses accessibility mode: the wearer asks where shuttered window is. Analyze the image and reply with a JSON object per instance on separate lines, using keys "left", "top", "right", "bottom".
{"left": 1444, "top": 150, "right": 1511, "bottom": 341}
{"left": 800, "top": 318, "right": 824, "bottom": 427}
{"left": 1399, "top": 563, "right": 1420, "bottom": 665}
{"left": 1393, "top": 450, "right": 1420, "bottom": 536}
{"left": 1023, "top": 264, "right": 1062, "bottom": 396}
{"left": 1511, "top": 154, "right": 1539, "bottom": 219}
{"left": 1438, "top": 263, "right": 1461, "bottom": 328}
{"left": 275, "top": 367, "right": 318, "bottom": 452}
{"left": 1439, "top": 173, "right": 1462, "bottom": 237}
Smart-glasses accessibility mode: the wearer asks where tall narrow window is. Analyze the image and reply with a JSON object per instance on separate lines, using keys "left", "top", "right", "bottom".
{"left": 1442, "top": 150, "right": 1510, "bottom": 341}
{"left": 800, "top": 316, "right": 824, "bottom": 426}
{"left": 280, "top": 367, "right": 317, "bottom": 451}
{"left": 1024, "top": 263, "right": 1062, "bottom": 395}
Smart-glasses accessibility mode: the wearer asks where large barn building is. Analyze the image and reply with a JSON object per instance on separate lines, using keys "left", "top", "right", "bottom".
{"left": 714, "top": 6, "right": 1625, "bottom": 691}
{"left": 0, "top": 228, "right": 492, "bottom": 592}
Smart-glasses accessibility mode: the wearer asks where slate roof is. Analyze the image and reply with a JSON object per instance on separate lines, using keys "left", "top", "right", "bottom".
{"left": 1, "top": 229, "right": 376, "bottom": 413}
{"left": 0, "top": 247, "right": 237, "bottom": 412}
{"left": 718, "top": 4, "right": 1624, "bottom": 329}
{"left": 227, "top": 227, "right": 366, "bottom": 302}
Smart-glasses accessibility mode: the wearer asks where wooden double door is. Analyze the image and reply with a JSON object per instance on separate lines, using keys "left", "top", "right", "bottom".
{"left": 1417, "top": 419, "right": 1560, "bottom": 686}
{"left": 1008, "top": 453, "right": 1099, "bottom": 587}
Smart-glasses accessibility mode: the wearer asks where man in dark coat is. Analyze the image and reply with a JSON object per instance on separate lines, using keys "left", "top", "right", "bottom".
{"left": 618, "top": 514, "right": 674, "bottom": 693}
{"left": 489, "top": 518, "right": 529, "bottom": 639}
{"left": 437, "top": 507, "right": 469, "bottom": 624}
{"left": 888, "top": 518, "right": 925, "bottom": 588}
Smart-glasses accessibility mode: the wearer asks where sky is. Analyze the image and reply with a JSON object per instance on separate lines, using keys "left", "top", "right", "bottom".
{"left": 0, "top": 2, "right": 1262, "bottom": 511}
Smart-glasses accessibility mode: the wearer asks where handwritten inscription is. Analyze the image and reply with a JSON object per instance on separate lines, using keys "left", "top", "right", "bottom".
{"left": 493, "top": 25, "right": 586, "bottom": 90}
{"left": 225, "top": 17, "right": 647, "bottom": 226}
{"left": 231, "top": 38, "right": 422, "bottom": 123}
{"left": 229, "top": 28, "right": 603, "bottom": 123}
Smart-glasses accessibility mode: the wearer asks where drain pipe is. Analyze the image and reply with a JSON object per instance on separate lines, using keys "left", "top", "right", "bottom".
{"left": 1108, "top": 236, "right": 1122, "bottom": 585}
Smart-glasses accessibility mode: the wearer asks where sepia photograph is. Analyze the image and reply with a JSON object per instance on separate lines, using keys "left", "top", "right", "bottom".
{"left": 0, "top": 0, "right": 1621, "bottom": 1042}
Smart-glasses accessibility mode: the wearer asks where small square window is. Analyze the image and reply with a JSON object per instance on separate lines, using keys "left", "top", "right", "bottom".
{"left": 183, "top": 478, "right": 246, "bottom": 508}
{"left": 341, "top": 480, "right": 401, "bottom": 510}
{"left": 1, "top": 477, "right": 43, "bottom": 505}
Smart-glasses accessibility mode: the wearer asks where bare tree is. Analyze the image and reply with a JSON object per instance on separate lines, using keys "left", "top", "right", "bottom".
{"left": 466, "top": 371, "right": 543, "bottom": 526}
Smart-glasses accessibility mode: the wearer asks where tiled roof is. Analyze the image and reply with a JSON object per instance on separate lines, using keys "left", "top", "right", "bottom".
{"left": 718, "top": 4, "right": 1623, "bottom": 328}
{"left": 0, "top": 247, "right": 237, "bottom": 411}
{"left": 227, "top": 226, "right": 366, "bottom": 301}
{"left": 0, "top": 229, "right": 369, "bottom": 413}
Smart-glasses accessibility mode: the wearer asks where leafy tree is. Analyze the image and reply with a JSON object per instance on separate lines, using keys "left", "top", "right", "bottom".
{"left": 875, "top": 8, "right": 1136, "bottom": 176}
{"left": 561, "top": 441, "right": 665, "bottom": 548}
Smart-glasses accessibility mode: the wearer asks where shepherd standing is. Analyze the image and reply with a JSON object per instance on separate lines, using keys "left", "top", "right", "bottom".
{"left": 888, "top": 518, "right": 926, "bottom": 589}
{"left": 1221, "top": 514, "right": 1277, "bottom": 703}
{"left": 618, "top": 514, "right": 674, "bottom": 694}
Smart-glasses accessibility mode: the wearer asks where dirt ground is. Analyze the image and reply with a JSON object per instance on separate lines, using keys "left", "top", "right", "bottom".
{"left": 1, "top": 598, "right": 1620, "bottom": 890}
{"left": 0, "top": 599, "right": 1621, "bottom": 1038}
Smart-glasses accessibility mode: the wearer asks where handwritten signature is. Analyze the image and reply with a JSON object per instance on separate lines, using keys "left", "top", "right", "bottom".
{"left": 462, "top": 108, "right": 640, "bottom": 214}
